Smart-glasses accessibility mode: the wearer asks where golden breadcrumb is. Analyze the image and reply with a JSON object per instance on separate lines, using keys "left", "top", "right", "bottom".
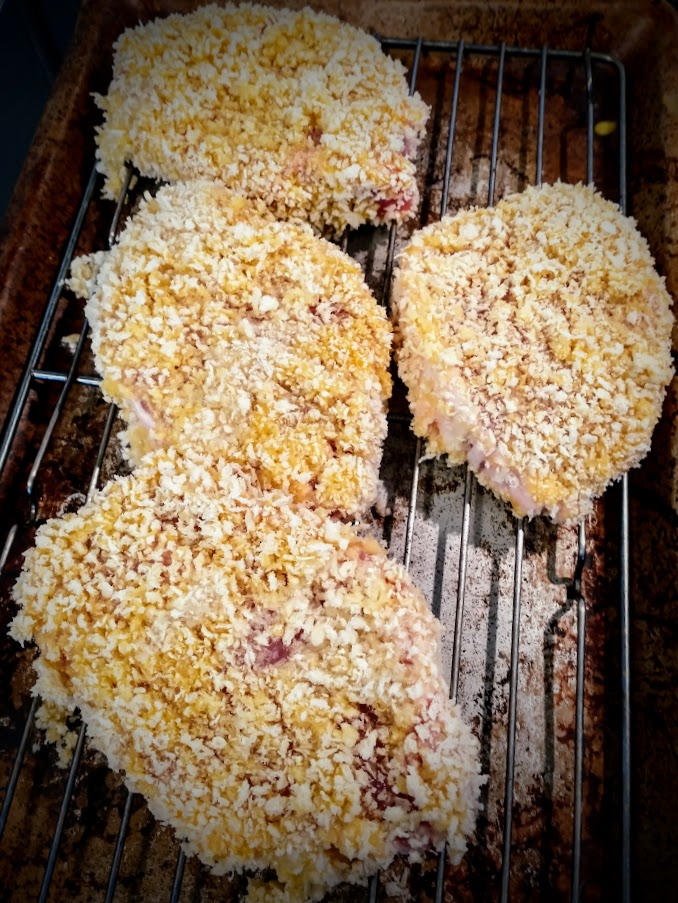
{"left": 94, "top": 3, "right": 429, "bottom": 233}
{"left": 69, "top": 181, "right": 392, "bottom": 518}
{"left": 393, "top": 182, "right": 674, "bottom": 522}
{"left": 11, "top": 448, "right": 482, "bottom": 902}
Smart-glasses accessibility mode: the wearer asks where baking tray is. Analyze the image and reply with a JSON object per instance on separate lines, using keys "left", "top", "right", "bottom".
{"left": 1, "top": 2, "right": 677, "bottom": 901}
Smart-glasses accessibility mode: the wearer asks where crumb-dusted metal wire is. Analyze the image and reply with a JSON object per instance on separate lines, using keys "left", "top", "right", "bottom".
{"left": 0, "top": 36, "right": 630, "bottom": 903}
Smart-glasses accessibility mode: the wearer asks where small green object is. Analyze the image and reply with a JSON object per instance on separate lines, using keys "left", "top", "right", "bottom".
{"left": 594, "top": 120, "right": 617, "bottom": 137}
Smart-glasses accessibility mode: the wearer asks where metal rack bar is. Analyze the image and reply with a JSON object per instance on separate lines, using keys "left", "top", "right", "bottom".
{"left": 441, "top": 38, "right": 465, "bottom": 221}
{"left": 572, "top": 522, "right": 587, "bottom": 903}
{"left": 0, "top": 170, "right": 133, "bottom": 900}
{"left": 170, "top": 851, "right": 186, "bottom": 903}
{"left": 488, "top": 43, "right": 506, "bottom": 208}
{"left": 0, "top": 522, "right": 18, "bottom": 576}
{"left": 380, "top": 36, "right": 423, "bottom": 314}
{"left": 0, "top": 524, "right": 34, "bottom": 847}
{"left": 12, "top": 167, "right": 130, "bottom": 517}
{"left": 33, "top": 415, "right": 122, "bottom": 898}
{"left": 434, "top": 41, "right": 468, "bottom": 902}
{"left": 584, "top": 49, "right": 595, "bottom": 186}
{"left": 536, "top": 46, "right": 548, "bottom": 187}
{"left": 569, "top": 48, "right": 596, "bottom": 903}
{"left": 40, "top": 406, "right": 123, "bottom": 903}
{"left": 366, "top": 36, "right": 424, "bottom": 903}
{"left": 108, "top": 167, "right": 135, "bottom": 248}
{"left": 479, "top": 42, "right": 527, "bottom": 903}
{"left": 445, "top": 18, "right": 472, "bottom": 676}
{"left": 32, "top": 370, "right": 101, "bottom": 386}
{"left": 372, "top": 37, "right": 610, "bottom": 903}
{"left": 0, "top": 695, "right": 38, "bottom": 840}
{"left": 620, "top": 475, "right": 631, "bottom": 903}
{"left": 87, "top": 404, "right": 117, "bottom": 501}
{"left": 35, "top": 318, "right": 126, "bottom": 900}
{"left": 402, "top": 437, "right": 423, "bottom": 574}
{"left": 500, "top": 521, "right": 525, "bottom": 903}
{"left": 450, "top": 469, "right": 473, "bottom": 706}
{"left": 38, "top": 724, "right": 87, "bottom": 903}
{"left": 26, "top": 325, "right": 91, "bottom": 504}
{"left": 0, "top": 164, "right": 97, "bottom": 481}
{"left": 617, "top": 62, "right": 627, "bottom": 210}
{"left": 83, "top": 175, "right": 137, "bottom": 903}
{"left": 380, "top": 36, "right": 618, "bottom": 67}
{"left": 104, "top": 790, "right": 134, "bottom": 903}
{"left": 615, "top": 59, "right": 631, "bottom": 903}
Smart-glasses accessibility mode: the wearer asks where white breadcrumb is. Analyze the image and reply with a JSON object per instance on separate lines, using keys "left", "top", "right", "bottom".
{"left": 66, "top": 249, "right": 106, "bottom": 300}
{"left": 56, "top": 492, "right": 86, "bottom": 518}
{"left": 11, "top": 448, "right": 482, "bottom": 903}
{"left": 60, "top": 333, "right": 81, "bottom": 354}
{"left": 68, "top": 181, "right": 392, "bottom": 518}
{"left": 384, "top": 866, "right": 412, "bottom": 899}
{"left": 34, "top": 700, "right": 77, "bottom": 767}
{"left": 94, "top": 3, "right": 429, "bottom": 233}
{"left": 393, "top": 182, "right": 675, "bottom": 523}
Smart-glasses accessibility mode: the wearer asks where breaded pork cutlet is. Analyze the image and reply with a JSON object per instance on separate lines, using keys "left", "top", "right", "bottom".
{"left": 392, "top": 182, "right": 674, "bottom": 523}
{"left": 94, "top": 3, "right": 429, "bottom": 233}
{"left": 11, "top": 448, "right": 482, "bottom": 903}
{"left": 69, "top": 181, "right": 392, "bottom": 519}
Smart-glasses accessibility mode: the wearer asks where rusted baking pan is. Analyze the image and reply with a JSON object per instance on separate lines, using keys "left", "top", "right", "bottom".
{"left": 0, "top": 2, "right": 677, "bottom": 901}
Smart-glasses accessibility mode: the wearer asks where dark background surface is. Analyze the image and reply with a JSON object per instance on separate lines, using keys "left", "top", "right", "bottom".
{"left": 0, "top": 0, "right": 81, "bottom": 221}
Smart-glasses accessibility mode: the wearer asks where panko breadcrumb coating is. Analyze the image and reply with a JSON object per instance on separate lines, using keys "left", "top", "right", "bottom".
{"left": 11, "top": 448, "right": 482, "bottom": 903}
{"left": 393, "top": 182, "right": 674, "bottom": 522}
{"left": 69, "top": 181, "right": 392, "bottom": 518}
{"left": 94, "top": 3, "right": 429, "bottom": 233}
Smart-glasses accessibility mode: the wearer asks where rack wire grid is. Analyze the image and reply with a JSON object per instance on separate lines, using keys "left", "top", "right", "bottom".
{"left": 0, "top": 35, "right": 630, "bottom": 903}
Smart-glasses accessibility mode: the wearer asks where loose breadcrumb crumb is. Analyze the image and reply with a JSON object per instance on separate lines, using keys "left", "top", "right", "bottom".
{"left": 60, "top": 334, "right": 81, "bottom": 354}
{"left": 11, "top": 448, "right": 482, "bottom": 902}
{"left": 393, "top": 182, "right": 674, "bottom": 523}
{"left": 68, "top": 181, "right": 392, "bottom": 519}
{"left": 34, "top": 700, "right": 77, "bottom": 767}
{"left": 94, "top": 3, "right": 429, "bottom": 233}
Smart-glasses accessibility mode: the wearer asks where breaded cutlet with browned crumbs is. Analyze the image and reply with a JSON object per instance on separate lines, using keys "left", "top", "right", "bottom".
{"left": 94, "top": 3, "right": 429, "bottom": 233}
{"left": 69, "top": 181, "right": 392, "bottom": 519}
{"left": 11, "top": 448, "right": 482, "bottom": 903}
{"left": 392, "top": 182, "right": 674, "bottom": 523}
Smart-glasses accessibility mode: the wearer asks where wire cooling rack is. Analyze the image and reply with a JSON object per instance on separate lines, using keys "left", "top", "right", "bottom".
{"left": 0, "top": 36, "right": 630, "bottom": 903}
